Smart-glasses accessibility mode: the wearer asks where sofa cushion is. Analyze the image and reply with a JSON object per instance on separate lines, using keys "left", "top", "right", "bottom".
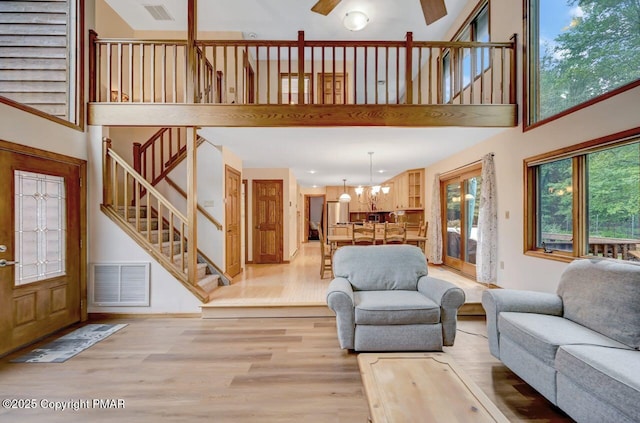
{"left": 557, "top": 258, "right": 640, "bottom": 349}
{"left": 333, "top": 245, "right": 428, "bottom": 291}
{"left": 556, "top": 345, "right": 640, "bottom": 422}
{"left": 499, "top": 312, "right": 630, "bottom": 367}
{"left": 354, "top": 290, "right": 439, "bottom": 325}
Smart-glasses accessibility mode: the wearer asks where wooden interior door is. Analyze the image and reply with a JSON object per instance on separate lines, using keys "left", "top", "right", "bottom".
{"left": 252, "top": 180, "right": 283, "bottom": 264}
{"left": 0, "top": 145, "right": 83, "bottom": 356}
{"left": 225, "top": 165, "right": 242, "bottom": 277}
{"left": 317, "top": 73, "right": 345, "bottom": 104}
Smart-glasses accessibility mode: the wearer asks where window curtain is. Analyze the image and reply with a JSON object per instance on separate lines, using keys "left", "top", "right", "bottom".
{"left": 427, "top": 173, "right": 443, "bottom": 264}
{"left": 476, "top": 153, "right": 497, "bottom": 283}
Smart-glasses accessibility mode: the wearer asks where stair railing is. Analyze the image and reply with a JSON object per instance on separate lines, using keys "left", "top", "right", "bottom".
{"left": 133, "top": 127, "right": 186, "bottom": 186}
{"left": 103, "top": 137, "right": 198, "bottom": 283}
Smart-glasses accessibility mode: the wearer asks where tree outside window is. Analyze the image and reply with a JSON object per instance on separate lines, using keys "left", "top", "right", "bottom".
{"left": 528, "top": 0, "right": 640, "bottom": 125}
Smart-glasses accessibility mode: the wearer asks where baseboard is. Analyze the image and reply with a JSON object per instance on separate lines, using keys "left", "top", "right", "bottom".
{"left": 459, "top": 303, "right": 485, "bottom": 316}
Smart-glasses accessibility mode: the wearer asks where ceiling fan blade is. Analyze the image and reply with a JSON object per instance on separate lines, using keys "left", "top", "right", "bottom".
{"left": 420, "top": 0, "right": 448, "bottom": 25}
{"left": 311, "top": 0, "right": 342, "bottom": 16}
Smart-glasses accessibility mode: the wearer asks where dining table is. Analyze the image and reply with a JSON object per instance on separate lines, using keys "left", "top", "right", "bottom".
{"left": 326, "top": 234, "right": 428, "bottom": 254}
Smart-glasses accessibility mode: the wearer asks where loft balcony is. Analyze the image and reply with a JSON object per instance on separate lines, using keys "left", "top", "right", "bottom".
{"left": 88, "top": 31, "right": 517, "bottom": 128}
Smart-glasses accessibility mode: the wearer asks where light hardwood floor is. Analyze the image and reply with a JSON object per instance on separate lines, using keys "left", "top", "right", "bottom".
{"left": 0, "top": 317, "right": 572, "bottom": 422}
{"left": 205, "top": 241, "right": 487, "bottom": 311}
{"left": 0, "top": 242, "right": 573, "bottom": 422}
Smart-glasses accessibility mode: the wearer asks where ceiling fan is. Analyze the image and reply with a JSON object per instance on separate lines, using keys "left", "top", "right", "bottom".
{"left": 311, "top": 0, "right": 447, "bottom": 26}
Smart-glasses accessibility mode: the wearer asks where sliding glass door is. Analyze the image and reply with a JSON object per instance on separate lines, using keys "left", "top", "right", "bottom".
{"left": 441, "top": 165, "right": 482, "bottom": 277}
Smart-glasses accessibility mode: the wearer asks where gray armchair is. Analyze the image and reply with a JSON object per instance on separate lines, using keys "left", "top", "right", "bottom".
{"left": 326, "top": 245, "right": 465, "bottom": 351}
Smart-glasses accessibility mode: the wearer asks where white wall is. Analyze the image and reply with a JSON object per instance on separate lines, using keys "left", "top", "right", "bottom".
{"left": 0, "top": 103, "right": 88, "bottom": 160}
{"left": 423, "top": 0, "right": 640, "bottom": 293}
{"left": 155, "top": 139, "right": 243, "bottom": 275}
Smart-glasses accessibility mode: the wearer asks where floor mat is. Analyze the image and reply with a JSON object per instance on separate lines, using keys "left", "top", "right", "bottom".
{"left": 10, "top": 323, "right": 127, "bottom": 363}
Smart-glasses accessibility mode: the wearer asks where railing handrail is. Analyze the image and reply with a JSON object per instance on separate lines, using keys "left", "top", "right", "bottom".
{"left": 166, "top": 176, "right": 223, "bottom": 231}
{"left": 107, "top": 146, "right": 189, "bottom": 224}
{"left": 139, "top": 127, "right": 169, "bottom": 151}
{"left": 94, "top": 38, "right": 188, "bottom": 45}
{"left": 196, "top": 39, "right": 515, "bottom": 49}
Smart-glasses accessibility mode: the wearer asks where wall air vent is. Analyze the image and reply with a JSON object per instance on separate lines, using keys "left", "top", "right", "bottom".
{"left": 143, "top": 4, "right": 174, "bottom": 21}
{"left": 90, "top": 263, "right": 150, "bottom": 307}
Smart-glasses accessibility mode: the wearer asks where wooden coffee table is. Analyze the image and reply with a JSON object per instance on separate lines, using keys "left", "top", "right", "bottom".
{"left": 358, "top": 353, "right": 509, "bottom": 423}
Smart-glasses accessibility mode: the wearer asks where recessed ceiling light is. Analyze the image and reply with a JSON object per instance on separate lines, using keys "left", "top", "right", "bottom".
{"left": 308, "top": 170, "right": 317, "bottom": 174}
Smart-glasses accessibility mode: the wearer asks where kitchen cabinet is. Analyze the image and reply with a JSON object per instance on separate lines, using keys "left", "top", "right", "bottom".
{"left": 325, "top": 186, "right": 340, "bottom": 201}
{"left": 392, "top": 169, "right": 424, "bottom": 210}
{"left": 407, "top": 169, "right": 423, "bottom": 209}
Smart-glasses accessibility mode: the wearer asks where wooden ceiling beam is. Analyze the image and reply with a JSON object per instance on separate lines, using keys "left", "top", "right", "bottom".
{"left": 89, "top": 104, "right": 517, "bottom": 128}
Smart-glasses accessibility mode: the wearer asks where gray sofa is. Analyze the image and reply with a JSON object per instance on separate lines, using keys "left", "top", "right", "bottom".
{"left": 482, "top": 258, "right": 640, "bottom": 423}
{"left": 326, "top": 245, "right": 465, "bottom": 351}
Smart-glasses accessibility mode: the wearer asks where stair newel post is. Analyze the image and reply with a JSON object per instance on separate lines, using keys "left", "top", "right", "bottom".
{"left": 89, "top": 30, "right": 98, "bottom": 102}
{"left": 405, "top": 32, "right": 413, "bottom": 105}
{"left": 102, "top": 137, "right": 112, "bottom": 207}
{"left": 297, "top": 31, "right": 305, "bottom": 105}
{"left": 186, "top": 127, "right": 198, "bottom": 285}
{"left": 133, "top": 142, "right": 142, "bottom": 175}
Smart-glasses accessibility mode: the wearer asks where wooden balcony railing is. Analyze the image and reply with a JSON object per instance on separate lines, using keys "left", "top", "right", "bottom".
{"left": 90, "top": 31, "right": 516, "bottom": 107}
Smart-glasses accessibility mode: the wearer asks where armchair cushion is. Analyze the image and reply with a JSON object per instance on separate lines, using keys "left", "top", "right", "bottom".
{"left": 333, "top": 245, "right": 427, "bottom": 291}
{"left": 354, "top": 291, "right": 440, "bottom": 325}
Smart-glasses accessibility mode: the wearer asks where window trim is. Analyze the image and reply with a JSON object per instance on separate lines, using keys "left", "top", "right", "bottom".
{"left": 523, "top": 126, "right": 640, "bottom": 262}
{"left": 523, "top": 0, "right": 640, "bottom": 132}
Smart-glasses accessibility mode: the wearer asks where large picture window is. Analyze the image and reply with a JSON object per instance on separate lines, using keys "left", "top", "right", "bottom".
{"left": 0, "top": 0, "right": 83, "bottom": 128}
{"left": 442, "top": 2, "right": 489, "bottom": 103}
{"left": 526, "top": 0, "right": 640, "bottom": 127}
{"left": 524, "top": 129, "right": 640, "bottom": 261}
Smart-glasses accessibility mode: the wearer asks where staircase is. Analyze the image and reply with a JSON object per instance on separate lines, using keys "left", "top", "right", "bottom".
{"left": 101, "top": 131, "right": 227, "bottom": 304}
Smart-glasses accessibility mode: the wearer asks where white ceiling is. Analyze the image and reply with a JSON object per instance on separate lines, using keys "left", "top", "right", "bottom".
{"left": 101, "top": 0, "right": 505, "bottom": 188}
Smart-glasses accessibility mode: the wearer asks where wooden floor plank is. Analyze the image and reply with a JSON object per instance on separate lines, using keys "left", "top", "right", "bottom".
{"left": 0, "top": 316, "right": 573, "bottom": 423}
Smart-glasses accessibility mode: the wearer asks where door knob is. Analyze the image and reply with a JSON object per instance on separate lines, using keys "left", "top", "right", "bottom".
{"left": 0, "top": 259, "right": 18, "bottom": 267}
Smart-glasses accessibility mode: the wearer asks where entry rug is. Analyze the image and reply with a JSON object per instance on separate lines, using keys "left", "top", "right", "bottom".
{"left": 11, "top": 324, "right": 128, "bottom": 363}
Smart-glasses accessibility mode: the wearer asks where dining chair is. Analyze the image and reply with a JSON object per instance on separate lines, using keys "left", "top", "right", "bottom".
{"left": 417, "top": 221, "right": 429, "bottom": 253}
{"left": 418, "top": 221, "right": 429, "bottom": 237}
{"left": 383, "top": 222, "right": 407, "bottom": 244}
{"left": 352, "top": 224, "right": 376, "bottom": 245}
{"left": 318, "top": 229, "right": 333, "bottom": 279}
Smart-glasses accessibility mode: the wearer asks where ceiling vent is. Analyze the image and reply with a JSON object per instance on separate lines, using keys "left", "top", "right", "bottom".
{"left": 144, "top": 4, "right": 174, "bottom": 21}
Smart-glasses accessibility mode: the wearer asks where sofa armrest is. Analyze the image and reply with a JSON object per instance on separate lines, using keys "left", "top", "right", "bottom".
{"left": 418, "top": 276, "right": 466, "bottom": 346}
{"left": 326, "top": 277, "right": 355, "bottom": 349}
{"left": 482, "top": 289, "right": 563, "bottom": 358}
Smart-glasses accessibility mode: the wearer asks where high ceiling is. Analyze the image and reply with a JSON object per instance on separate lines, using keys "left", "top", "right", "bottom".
{"left": 101, "top": 0, "right": 505, "bottom": 188}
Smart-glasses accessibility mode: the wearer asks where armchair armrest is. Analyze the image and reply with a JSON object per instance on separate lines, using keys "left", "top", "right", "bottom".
{"left": 417, "top": 276, "right": 465, "bottom": 346}
{"left": 482, "top": 289, "right": 563, "bottom": 358}
{"left": 326, "top": 277, "right": 356, "bottom": 350}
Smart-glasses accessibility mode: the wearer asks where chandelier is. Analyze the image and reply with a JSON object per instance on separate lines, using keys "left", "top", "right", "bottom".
{"left": 355, "top": 152, "right": 390, "bottom": 212}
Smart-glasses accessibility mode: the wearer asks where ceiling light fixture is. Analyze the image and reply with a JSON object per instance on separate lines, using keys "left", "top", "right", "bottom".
{"left": 339, "top": 179, "right": 351, "bottom": 203}
{"left": 343, "top": 11, "right": 369, "bottom": 31}
{"left": 355, "top": 152, "right": 390, "bottom": 211}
